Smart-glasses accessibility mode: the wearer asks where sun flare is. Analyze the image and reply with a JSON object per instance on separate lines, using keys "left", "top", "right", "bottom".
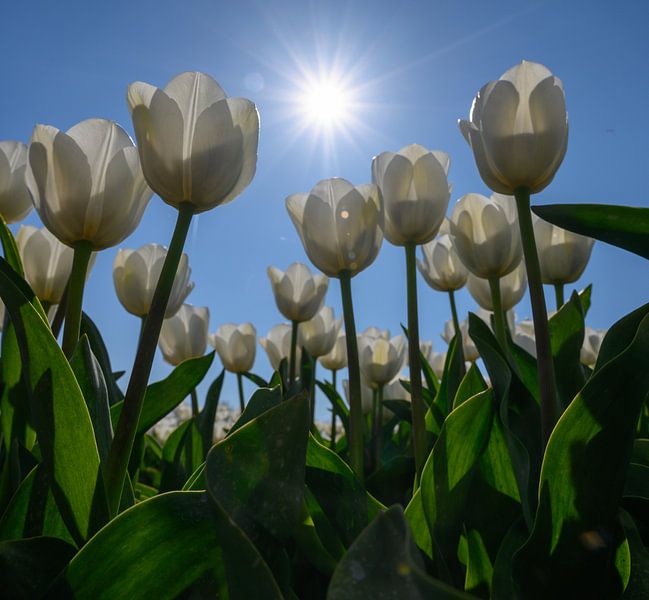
{"left": 301, "top": 79, "right": 350, "bottom": 126}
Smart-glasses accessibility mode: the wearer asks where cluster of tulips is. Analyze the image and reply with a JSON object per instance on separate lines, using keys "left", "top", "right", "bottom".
{"left": 1, "top": 58, "right": 648, "bottom": 598}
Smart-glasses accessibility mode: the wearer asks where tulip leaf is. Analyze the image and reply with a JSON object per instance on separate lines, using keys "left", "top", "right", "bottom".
{"left": 327, "top": 505, "right": 474, "bottom": 599}
{"left": 110, "top": 352, "right": 215, "bottom": 435}
{"left": 242, "top": 371, "right": 269, "bottom": 387}
{"left": 404, "top": 488, "right": 433, "bottom": 559}
{"left": 317, "top": 380, "right": 350, "bottom": 439}
{"left": 383, "top": 398, "right": 412, "bottom": 423}
{"left": 366, "top": 455, "right": 415, "bottom": 507}
{"left": 464, "top": 528, "right": 493, "bottom": 595}
{"left": 532, "top": 203, "right": 649, "bottom": 260}
{"left": 434, "top": 333, "right": 464, "bottom": 417}
{"left": 196, "top": 369, "right": 224, "bottom": 454}
{"left": 0, "top": 214, "right": 24, "bottom": 276}
{"left": 490, "top": 518, "right": 529, "bottom": 599}
{"left": 50, "top": 491, "right": 282, "bottom": 599}
{"left": 0, "top": 257, "right": 105, "bottom": 545}
{"left": 594, "top": 302, "right": 649, "bottom": 372}
{"left": 0, "top": 536, "right": 76, "bottom": 599}
{"left": 452, "top": 363, "right": 487, "bottom": 410}
{"left": 513, "top": 312, "right": 649, "bottom": 597}
{"left": 619, "top": 509, "right": 649, "bottom": 598}
{"left": 227, "top": 385, "right": 282, "bottom": 435}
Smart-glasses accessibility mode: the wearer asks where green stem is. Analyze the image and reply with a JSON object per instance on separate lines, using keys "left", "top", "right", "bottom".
{"left": 62, "top": 241, "right": 93, "bottom": 357}
{"left": 375, "top": 384, "right": 384, "bottom": 470}
{"left": 448, "top": 290, "right": 461, "bottom": 340}
{"left": 105, "top": 202, "right": 194, "bottom": 517}
{"left": 190, "top": 389, "right": 199, "bottom": 417}
{"left": 405, "top": 243, "right": 426, "bottom": 481}
{"left": 554, "top": 283, "right": 565, "bottom": 311}
{"left": 310, "top": 358, "right": 317, "bottom": 427}
{"left": 237, "top": 372, "right": 245, "bottom": 413}
{"left": 138, "top": 316, "right": 146, "bottom": 347}
{"left": 488, "top": 277, "right": 507, "bottom": 349}
{"left": 289, "top": 320, "right": 299, "bottom": 385}
{"left": 330, "top": 369, "right": 337, "bottom": 450}
{"left": 339, "top": 271, "right": 363, "bottom": 481}
{"left": 515, "top": 188, "right": 558, "bottom": 448}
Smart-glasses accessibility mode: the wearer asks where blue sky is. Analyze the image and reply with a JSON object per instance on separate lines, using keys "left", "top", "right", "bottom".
{"left": 2, "top": 0, "right": 648, "bottom": 418}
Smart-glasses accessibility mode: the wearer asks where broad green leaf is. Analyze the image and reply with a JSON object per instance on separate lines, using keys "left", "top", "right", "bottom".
{"left": 382, "top": 398, "right": 412, "bottom": 423}
{"left": 197, "top": 369, "right": 224, "bottom": 454}
{"left": 294, "top": 495, "right": 339, "bottom": 576}
{"left": 110, "top": 352, "right": 215, "bottom": 434}
{"left": 366, "top": 455, "right": 415, "bottom": 507}
{"left": 491, "top": 518, "right": 528, "bottom": 600}
{"left": 435, "top": 333, "right": 464, "bottom": 417}
{"left": 50, "top": 491, "right": 282, "bottom": 599}
{"left": 619, "top": 509, "right": 649, "bottom": 598}
{"left": 464, "top": 529, "right": 492, "bottom": 596}
{"left": 595, "top": 302, "right": 649, "bottom": 371}
{"left": 513, "top": 313, "right": 649, "bottom": 597}
{"left": 0, "top": 214, "right": 24, "bottom": 276}
{"left": 317, "top": 380, "right": 350, "bottom": 440}
{"left": 159, "top": 419, "right": 202, "bottom": 492}
{"left": 404, "top": 487, "right": 433, "bottom": 559}
{"left": 228, "top": 385, "right": 282, "bottom": 435}
{"left": 0, "top": 257, "right": 105, "bottom": 545}
{"left": 532, "top": 203, "right": 649, "bottom": 260}
{"left": 452, "top": 363, "right": 487, "bottom": 410}
{"left": 242, "top": 371, "right": 269, "bottom": 387}
{"left": 327, "top": 506, "right": 474, "bottom": 599}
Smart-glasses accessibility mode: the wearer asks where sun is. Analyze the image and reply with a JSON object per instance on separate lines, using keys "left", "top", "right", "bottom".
{"left": 300, "top": 78, "right": 351, "bottom": 127}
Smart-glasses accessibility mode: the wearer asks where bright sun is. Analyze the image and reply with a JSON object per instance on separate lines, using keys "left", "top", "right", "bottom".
{"left": 301, "top": 79, "right": 350, "bottom": 126}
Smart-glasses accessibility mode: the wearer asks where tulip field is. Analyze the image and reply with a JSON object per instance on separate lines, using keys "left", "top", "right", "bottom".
{"left": 1, "top": 57, "right": 649, "bottom": 600}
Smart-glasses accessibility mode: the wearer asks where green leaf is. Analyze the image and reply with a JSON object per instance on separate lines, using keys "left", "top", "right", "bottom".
{"left": 491, "top": 518, "right": 528, "bottom": 600}
{"left": 0, "top": 214, "right": 24, "bottom": 276}
{"left": 110, "top": 352, "right": 215, "bottom": 435}
{"left": 435, "top": 333, "right": 464, "bottom": 417}
{"left": 624, "top": 463, "right": 649, "bottom": 501}
{"left": 327, "top": 505, "right": 474, "bottom": 599}
{"left": 159, "top": 419, "right": 203, "bottom": 492}
{"left": 0, "top": 257, "right": 105, "bottom": 545}
{"left": 619, "top": 509, "right": 649, "bottom": 598}
{"left": 242, "top": 371, "right": 269, "bottom": 387}
{"left": 228, "top": 385, "right": 282, "bottom": 435}
{"left": 317, "top": 380, "right": 350, "bottom": 440}
{"left": 197, "top": 369, "right": 224, "bottom": 455}
{"left": 452, "top": 363, "right": 487, "bottom": 410}
{"left": 513, "top": 312, "right": 649, "bottom": 597}
{"left": 404, "top": 488, "right": 433, "bottom": 559}
{"left": 464, "top": 528, "right": 492, "bottom": 596}
{"left": 532, "top": 203, "right": 649, "bottom": 260}
{"left": 50, "top": 491, "right": 282, "bottom": 599}
{"left": 595, "top": 302, "right": 649, "bottom": 371}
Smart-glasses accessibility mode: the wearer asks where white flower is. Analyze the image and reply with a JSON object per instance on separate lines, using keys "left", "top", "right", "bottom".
{"left": 581, "top": 327, "right": 606, "bottom": 367}
{"left": 158, "top": 304, "right": 209, "bottom": 366}
{"left": 300, "top": 306, "right": 342, "bottom": 358}
{"left": 267, "top": 262, "right": 328, "bottom": 322}
{"left": 318, "top": 329, "right": 347, "bottom": 371}
{"left": 209, "top": 323, "right": 256, "bottom": 373}
{"left": 0, "top": 141, "right": 32, "bottom": 223}
{"left": 358, "top": 333, "right": 407, "bottom": 388}
{"left": 418, "top": 226, "right": 468, "bottom": 292}
{"left": 259, "top": 323, "right": 302, "bottom": 372}
{"left": 466, "top": 262, "right": 527, "bottom": 312}
{"left": 442, "top": 319, "right": 480, "bottom": 362}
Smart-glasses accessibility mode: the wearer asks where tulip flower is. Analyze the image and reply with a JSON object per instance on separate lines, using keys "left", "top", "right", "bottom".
{"left": 113, "top": 243, "right": 194, "bottom": 319}
{"left": 358, "top": 333, "right": 407, "bottom": 389}
{"left": 581, "top": 327, "right": 606, "bottom": 367}
{"left": 532, "top": 214, "right": 595, "bottom": 308}
{"left": 319, "top": 329, "right": 347, "bottom": 371}
{"left": 209, "top": 323, "right": 257, "bottom": 412}
{"left": 442, "top": 319, "right": 480, "bottom": 363}
{"left": 513, "top": 320, "right": 537, "bottom": 357}
{"left": 25, "top": 118, "right": 152, "bottom": 358}
{"left": 259, "top": 323, "right": 302, "bottom": 374}
{"left": 16, "top": 225, "right": 93, "bottom": 308}
{"left": 430, "top": 351, "right": 446, "bottom": 379}
{"left": 343, "top": 378, "right": 374, "bottom": 415}
{"left": 158, "top": 304, "right": 210, "bottom": 367}
{"left": 460, "top": 60, "right": 568, "bottom": 446}
{"left": 108, "top": 72, "right": 259, "bottom": 515}
{"left": 467, "top": 262, "right": 527, "bottom": 318}
{"left": 267, "top": 262, "right": 328, "bottom": 385}
{"left": 0, "top": 141, "right": 32, "bottom": 224}
{"left": 286, "top": 177, "right": 383, "bottom": 479}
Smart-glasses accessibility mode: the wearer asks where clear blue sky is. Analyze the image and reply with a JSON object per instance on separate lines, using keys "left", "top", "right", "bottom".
{"left": 2, "top": 0, "right": 648, "bottom": 418}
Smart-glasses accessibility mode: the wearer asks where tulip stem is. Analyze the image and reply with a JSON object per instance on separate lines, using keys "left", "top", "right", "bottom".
{"left": 310, "top": 358, "right": 317, "bottom": 426}
{"left": 339, "top": 271, "right": 363, "bottom": 482}
{"left": 488, "top": 277, "right": 507, "bottom": 349}
{"left": 330, "top": 369, "right": 337, "bottom": 450}
{"left": 62, "top": 241, "right": 93, "bottom": 358}
{"left": 190, "top": 389, "right": 199, "bottom": 417}
{"left": 236, "top": 372, "right": 245, "bottom": 414}
{"left": 448, "top": 290, "right": 461, "bottom": 340}
{"left": 375, "top": 384, "right": 384, "bottom": 470}
{"left": 105, "top": 202, "right": 194, "bottom": 517}
{"left": 289, "top": 320, "right": 299, "bottom": 385}
{"left": 405, "top": 243, "right": 426, "bottom": 482}
{"left": 514, "top": 188, "right": 558, "bottom": 448}
{"left": 554, "top": 284, "right": 565, "bottom": 311}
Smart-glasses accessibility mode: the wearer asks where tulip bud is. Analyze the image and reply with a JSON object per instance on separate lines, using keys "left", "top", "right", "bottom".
{"left": 441, "top": 319, "right": 480, "bottom": 362}
{"left": 372, "top": 144, "right": 451, "bottom": 245}
{"left": 113, "top": 243, "right": 193, "bottom": 318}
{"left": 286, "top": 178, "right": 383, "bottom": 278}
{"left": 417, "top": 227, "right": 468, "bottom": 292}
{"left": 532, "top": 215, "right": 594, "bottom": 285}
{"left": 319, "top": 329, "right": 347, "bottom": 371}
{"left": 127, "top": 72, "right": 259, "bottom": 212}
{"left": 16, "top": 225, "right": 93, "bottom": 305}
{"left": 25, "top": 119, "right": 152, "bottom": 250}
{"left": 158, "top": 304, "right": 209, "bottom": 366}
{"left": 299, "top": 306, "right": 342, "bottom": 358}
{"left": 459, "top": 60, "right": 568, "bottom": 195}
{"left": 0, "top": 141, "right": 32, "bottom": 223}
{"left": 580, "top": 327, "right": 606, "bottom": 367}
{"left": 449, "top": 193, "right": 522, "bottom": 279}
{"left": 259, "top": 323, "right": 302, "bottom": 372}
{"left": 467, "top": 262, "right": 527, "bottom": 312}
{"left": 267, "top": 263, "right": 328, "bottom": 323}
{"left": 209, "top": 323, "right": 256, "bottom": 373}
{"left": 358, "top": 333, "right": 407, "bottom": 389}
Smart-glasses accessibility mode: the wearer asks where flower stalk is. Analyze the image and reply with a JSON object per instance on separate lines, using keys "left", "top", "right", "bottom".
{"left": 289, "top": 320, "right": 299, "bottom": 385}
{"left": 488, "top": 277, "right": 507, "bottom": 349}
{"left": 330, "top": 369, "right": 337, "bottom": 450}
{"left": 61, "top": 241, "right": 93, "bottom": 357}
{"left": 554, "top": 283, "right": 565, "bottom": 310}
{"left": 237, "top": 372, "right": 245, "bottom": 413}
{"left": 448, "top": 290, "right": 461, "bottom": 340}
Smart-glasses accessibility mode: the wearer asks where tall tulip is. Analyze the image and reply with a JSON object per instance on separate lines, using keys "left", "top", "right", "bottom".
{"left": 158, "top": 304, "right": 209, "bottom": 367}
{"left": 260, "top": 323, "right": 302, "bottom": 373}
{"left": 532, "top": 215, "right": 594, "bottom": 308}
{"left": 0, "top": 141, "right": 32, "bottom": 224}
{"left": 358, "top": 333, "right": 407, "bottom": 390}
{"left": 209, "top": 323, "right": 256, "bottom": 412}
{"left": 25, "top": 118, "right": 152, "bottom": 357}
{"left": 372, "top": 143, "right": 451, "bottom": 477}
{"left": 461, "top": 60, "right": 568, "bottom": 446}
{"left": 107, "top": 72, "right": 260, "bottom": 517}
{"left": 318, "top": 327, "right": 347, "bottom": 449}
{"left": 113, "top": 243, "right": 194, "bottom": 320}
{"left": 581, "top": 327, "right": 606, "bottom": 367}
{"left": 286, "top": 178, "right": 383, "bottom": 480}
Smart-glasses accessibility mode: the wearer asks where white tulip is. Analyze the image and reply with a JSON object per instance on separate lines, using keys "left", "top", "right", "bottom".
{"left": 430, "top": 351, "right": 446, "bottom": 379}
{"left": 513, "top": 324, "right": 537, "bottom": 357}
{"left": 449, "top": 192, "right": 522, "bottom": 279}
{"left": 372, "top": 144, "right": 451, "bottom": 245}
{"left": 158, "top": 304, "right": 209, "bottom": 366}
{"left": 113, "top": 243, "right": 193, "bottom": 318}
{"left": 459, "top": 60, "right": 568, "bottom": 195}
{"left": 128, "top": 72, "right": 259, "bottom": 212}
{"left": 286, "top": 178, "right": 383, "bottom": 278}
{"left": 343, "top": 378, "right": 375, "bottom": 414}
{"left": 532, "top": 215, "right": 594, "bottom": 285}
{"left": 361, "top": 326, "right": 390, "bottom": 341}
{"left": 417, "top": 228, "right": 468, "bottom": 292}
{"left": 467, "top": 262, "right": 527, "bottom": 312}
{"left": 442, "top": 319, "right": 480, "bottom": 362}
{"left": 259, "top": 323, "right": 302, "bottom": 372}
{"left": 477, "top": 308, "right": 516, "bottom": 333}
{"left": 420, "top": 340, "right": 434, "bottom": 366}
{"left": 581, "top": 327, "right": 606, "bottom": 367}
{"left": 16, "top": 225, "right": 91, "bottom": 304}
{"left": 25, "top": 119, "right": 152, "bottom": 250}
{"left": 209, "top": 323, "right": 256, "bottom": 373}
{"left": 358, "top": 333, "right": 407, "bottom": 388}
{"left": 300, "top": 306, "right": 342, "bottom": 358}
{"left": 384, "top": 376, "right": 410, "bottom": 402}
{"left": 0, "top": 141, "right": 32, "bottom": 223}
{"left": 267, "top": 262, "right": 328, "bottom": 323}
{"left": 319, "top": 329, "right": 347, "bottom": 371}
